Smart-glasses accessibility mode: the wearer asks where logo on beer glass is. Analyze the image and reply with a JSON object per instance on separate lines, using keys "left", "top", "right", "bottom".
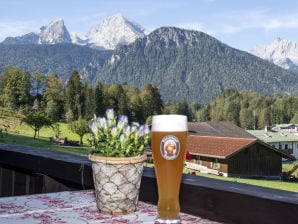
{"left": 160, "top": 135, "right": 180, "bottom": 160}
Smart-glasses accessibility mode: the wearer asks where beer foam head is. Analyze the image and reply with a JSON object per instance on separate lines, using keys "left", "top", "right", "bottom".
{"left": 151, "top": 115, "right": 187, "bottom": 132}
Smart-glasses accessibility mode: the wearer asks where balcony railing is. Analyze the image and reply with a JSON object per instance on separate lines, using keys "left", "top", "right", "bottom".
{"left": 0, "top": 143, "right": 297, "bottom": 224}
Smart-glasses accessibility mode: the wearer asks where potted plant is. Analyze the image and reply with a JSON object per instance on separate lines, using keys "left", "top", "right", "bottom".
{"left": 88, "top": 108, "right": 150, "bottom": 215}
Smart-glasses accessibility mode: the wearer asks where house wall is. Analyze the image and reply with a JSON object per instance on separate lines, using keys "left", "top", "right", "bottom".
{"left": 269, "top": 141, "right": 298, "bottom": 158}
{"left": 189, "top": 143, "right": 282, "bottom": 178}
{"left": 219, "top": 161, "right": 228, "bottom": 173}
{"left": 227, "top": 144, "right": 282, "bottom": 178}
{"left": 190, "top": 155, "right": 228, "bottom": 174}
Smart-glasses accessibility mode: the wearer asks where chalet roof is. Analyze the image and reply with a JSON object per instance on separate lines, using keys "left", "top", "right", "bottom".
{"left": 247, "top": 130, "right": 298, "bottom": 143}
{"left": 188, "top": 121, "right": 255, "bottom": 138}
{"left": 187, "top": 135, "right": 294, "bottom": 160}
{"left": 186, "top": 121, "right": 294, "bottom": 160}
{"left": 187, "top": 135, "right": 256, "bottom": 159}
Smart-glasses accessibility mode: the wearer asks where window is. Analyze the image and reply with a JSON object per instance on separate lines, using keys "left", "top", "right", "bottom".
{"left": 211, "top": 158, "right": 220, "bottom": 169}
{"left": 285, "top": 144, "right": 288, "bottom": 149}
{"left": 279, "top": 144, "right": 282, "bottom": 150}
{"left": 198, "top": 159, "right": 202, "bottom": 165}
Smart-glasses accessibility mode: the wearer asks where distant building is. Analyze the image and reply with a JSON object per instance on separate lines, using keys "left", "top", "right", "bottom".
{"left": 271, "top": 124, "right": 298, "bottom": 132}
{"left": 247, "top": 125, "right": 298, "bottom": 158}
{"left": 186, "top": 121, "right": 293, "bottom": 179}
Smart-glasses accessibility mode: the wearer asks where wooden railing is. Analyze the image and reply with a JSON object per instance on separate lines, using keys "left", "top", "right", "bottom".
{"left": 0, "top": 143, "right": 297, "bottom": 224}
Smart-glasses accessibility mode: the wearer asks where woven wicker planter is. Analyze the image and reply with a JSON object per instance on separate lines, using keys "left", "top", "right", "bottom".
{"left": 89, "top": 154, "right": 147, "bottom": 215}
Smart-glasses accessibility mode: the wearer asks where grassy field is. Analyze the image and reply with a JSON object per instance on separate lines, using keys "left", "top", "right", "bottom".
{"left": 0, "top": 110, "right": 90, "bottom": 156}
{"left": 144, "top": 162, "right": 298, "bottom": 193}
{"left": 3, "top": 131, "right": 90, "bottom": 156}
{"left": 1, "top": 110, "right": 297, "bottom": 193}
{"left": 185, "top": 169, "right": 298, "bottom": 193}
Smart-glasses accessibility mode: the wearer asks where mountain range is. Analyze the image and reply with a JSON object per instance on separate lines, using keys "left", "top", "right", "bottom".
{"left": 1, "top": 14, "right": 298, "bottom": 104}
{"left": 93, "top": 27, "right": 298, "bottom": 104}
{"left": 3, "top": 13, "right": 298, "bottom": 71}
{"left": 251, "top": 38, "right": 298, "bottom": 71}
{"left": 1, "top": 14, "right": 148, "bottom": 50}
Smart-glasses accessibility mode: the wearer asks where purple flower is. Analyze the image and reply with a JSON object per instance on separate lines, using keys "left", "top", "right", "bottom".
{"left": 97, "top": 117, "right": 107, "bottom": 129}
{"left": 117, "top": 115, "right": 128, "bottom": 129}
{"left": 120, "top": 134, "right": 125, "bottom": 142}
{"left": 137, "top": 125, "right": 146, "bottom": 137}
{"left": 124, "top": 125, "right": 131, "bottom": 136}
{"left": 111, "top": 126, "right": 118, "bottom": 137}
{"left": 106, "top": 109, "right": 114, "bottom": 120}
{"left": 144, "top": 124, "right": 150, "bottom": 134}
{"left": 88, "top": 108, "right": 151, "bottom": 157}
{"left": 89, "top": 121, "right": 98, "bottom": 134}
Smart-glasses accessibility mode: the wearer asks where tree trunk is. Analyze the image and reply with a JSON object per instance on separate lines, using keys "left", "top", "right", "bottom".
{"left": 80, "top": 136, "right": 83, "bottom": 145}
{"left": 33, "top": 129, "right": 37, "bottom": 139}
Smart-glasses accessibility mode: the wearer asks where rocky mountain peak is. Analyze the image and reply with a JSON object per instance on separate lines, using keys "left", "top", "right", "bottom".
{"left": 251, "top": 38, "right": 298, "bottom": 71}
{"left": 1, "top": 14, "right": 148, "bottom": 49}
{"left": 38, "top": 18, "right": 72, "bottom": 44}
{"left": 85, "top": 13, "right": 149, "bottom": 49}
{"left": 2, "top": 32, "right": 39, "bottom": 44}
{"left": 145, "top": 27, "right": 213, "bottom": 49}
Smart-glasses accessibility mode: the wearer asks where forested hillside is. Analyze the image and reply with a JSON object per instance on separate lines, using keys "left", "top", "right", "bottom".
{"left": 1, "top": 65, "right": 298, "bottom": 130}
{"left": 95, "top": 27, "right": 298, "bottom": 104}
{"left": 198, "top": 89, "right": 298, "bottom": 129}
{"left": 0, "top": 44, "right": 112, "bottom": 81}
{"left": 0, "top": 68, "right": 167, "bottom": 124}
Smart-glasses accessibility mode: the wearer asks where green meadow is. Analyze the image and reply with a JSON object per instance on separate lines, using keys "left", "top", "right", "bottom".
{"left": 0, "top": 109, "right": 90, "bottom": 155}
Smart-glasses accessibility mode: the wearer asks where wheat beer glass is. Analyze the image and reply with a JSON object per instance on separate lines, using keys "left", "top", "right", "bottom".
{"left": 151, "top": 115, "right": 188, "bottom": 224}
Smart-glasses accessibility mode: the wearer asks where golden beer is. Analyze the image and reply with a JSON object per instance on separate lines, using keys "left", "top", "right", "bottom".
{"left": 151, "top": 115, "right": 188, "bottom": 223}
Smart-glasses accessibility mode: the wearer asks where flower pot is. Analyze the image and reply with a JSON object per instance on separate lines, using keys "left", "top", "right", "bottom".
{"left": 89, "top": 153, "right": 147, "bottom": 215}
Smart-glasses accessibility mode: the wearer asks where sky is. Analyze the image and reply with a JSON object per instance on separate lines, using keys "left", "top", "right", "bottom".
{"left": 1, "top": 0, "right": 298, "bottom": 52}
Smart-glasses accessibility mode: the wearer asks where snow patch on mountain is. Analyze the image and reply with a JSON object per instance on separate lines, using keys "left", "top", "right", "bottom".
{"left": 251, "top": 38, "right": 298, "bottom": 71}
{"left": 70, "top": 32, "right": 87, "bottom": 45}
{"left": 108, "top": 54, "right": 121, "bottom": 65}
{"left": 85, "top": 13, "right": 149, "bottom": 49}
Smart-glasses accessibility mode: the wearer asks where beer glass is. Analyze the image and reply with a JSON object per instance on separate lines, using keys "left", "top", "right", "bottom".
{"left": 151, "top": 115, "right": 188, "bottom": 224}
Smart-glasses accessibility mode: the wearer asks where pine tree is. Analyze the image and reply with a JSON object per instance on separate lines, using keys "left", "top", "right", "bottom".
{"left": 141, "top": 84, "right": 163, "bottom": 119}
{"left": 105, "top": 84, "right": 129, "bottom": 115}
{"left": 44, "top": 73, "right": 65, "bottom": 121}
{"left": 65, "top": 70, "right": 83, "bottom": 120}
{"left": 83, "top": 84, "right": 96, "bottom": 120}
{"left": 0, "top": 66, "right": 31, "bottom": 110}
{"left": 94, "top": 82, "right": 105, "bottom": 116}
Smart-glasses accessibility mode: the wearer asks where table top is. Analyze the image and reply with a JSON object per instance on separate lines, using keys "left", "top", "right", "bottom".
{"left": 0, "top": 190, "right": 220, "bottom": 223}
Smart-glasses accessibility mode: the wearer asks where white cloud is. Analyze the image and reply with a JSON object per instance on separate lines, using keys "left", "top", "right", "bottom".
{"left": 264, "top": 15, "right": 298, "bottom": 29}
{"left": 217, "top": 10, "right": 298, "bottom": 35}
{"left": 172, "top": 9, "right": 270, "bottom": 36}
{"left": 265, "top": 19, "right": 283, "bottom": 29}
{"left": 216, "top": 9, "right": 267, "bottom": 34}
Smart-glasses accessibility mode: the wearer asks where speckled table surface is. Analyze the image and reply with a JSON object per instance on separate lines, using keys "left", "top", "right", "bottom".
{"left": 0, "top": 190, "right": 220, "bottom": 224}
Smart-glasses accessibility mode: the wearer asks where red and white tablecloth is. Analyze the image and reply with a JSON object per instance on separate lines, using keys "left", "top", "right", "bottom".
{"left": 0, "top": 190, "right": 220, "bottom": 223}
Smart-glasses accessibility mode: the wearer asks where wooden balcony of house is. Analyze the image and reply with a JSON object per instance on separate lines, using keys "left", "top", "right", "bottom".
{"left": 0, "top": 143, "right": 297, "bottom": 224}
{"left": 279, "top": 148, "right": 294, "bottom": 156}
